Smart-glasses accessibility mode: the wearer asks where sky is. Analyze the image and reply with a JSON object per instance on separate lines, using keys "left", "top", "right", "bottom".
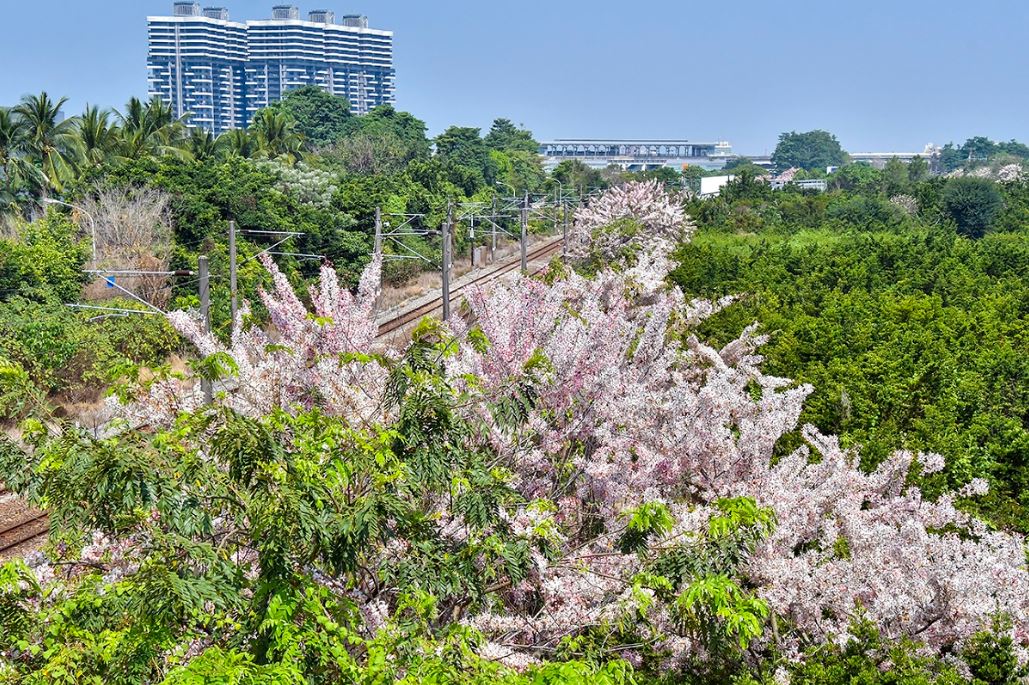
{"left": 2, "top": 0, "right": 1028, "bottom": 154}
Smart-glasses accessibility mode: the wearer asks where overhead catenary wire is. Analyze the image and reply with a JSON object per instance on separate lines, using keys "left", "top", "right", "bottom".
{"left": 67, "top": 302, "right": 161, "bottom": 316}
{"left": 86, "top": 269, "right": 194, "bottom": 277}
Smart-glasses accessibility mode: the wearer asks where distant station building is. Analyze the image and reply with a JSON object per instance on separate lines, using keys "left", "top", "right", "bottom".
{"left": 743, "top": 145, "right": 941, "bottom": 173}
{"left": 847, "top": 146, "right": 940, "bottom": 170}
{"left": 539, "top": 139, "right": 733, "bottom": 172}
{"left": 147, "top": 2, "right": 395, "bottom": 135}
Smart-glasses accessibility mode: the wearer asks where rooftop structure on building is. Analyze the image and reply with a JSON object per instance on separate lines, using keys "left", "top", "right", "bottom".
{"left": 742, "top": 144, "right": 941, "bottom": 172}
{"left": 847, "top": 145, "right": 940, "bottom": 169}
{"left": 539, "top": 139, "right": 733, "bottom": 172}
{"left": 148, "top": 3, "right": 395, "bottom": 136}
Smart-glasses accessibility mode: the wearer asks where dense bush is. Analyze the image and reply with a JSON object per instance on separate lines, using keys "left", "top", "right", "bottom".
{"left": 0, "top": 210, "right": 89, "bottom": 302}
{"left": 0, "top": 210, "right": 180, "bottom": 419}
{"left": 672, "top": 182, "right": 1029, "bottom": 529}
{"left": 777, "top": 618, "right": 1024, "bottom": 685}
{"left": 943, "top": 177, "right": 1005, "bottom": 238}
{"left": 0, "top": 296, "right": 181, "bottom": 417}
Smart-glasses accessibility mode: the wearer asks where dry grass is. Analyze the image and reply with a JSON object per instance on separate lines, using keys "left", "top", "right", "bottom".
{"left": 49, "top": 355, "right": 194, "bottom": 430}
{"left": 79, "top": 185, "right": 176, "bottom": 308}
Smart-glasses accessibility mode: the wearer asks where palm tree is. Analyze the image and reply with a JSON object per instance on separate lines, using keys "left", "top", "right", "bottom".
{"left": 12, "top": 92, "right": 78, "bottom": 194}
{"left": 117, "top": 96, "right": 188, "bottom": 158}
{"left": 217, "top": 128, "right": 256, "bottom": 159}
{"left": 0, "top": 107, "right": 35, "bottom": 214}
{"left": 0, "top": 107, "right": 27, "bottom": 179}
{"left": 75, "top": 105, "right": 120, "bottom": 169}
{"left": 187, "top": 127, "right": 218, "bottom": 161}
{"left": 250, "top": 110, "right": 304, "bottom": 162}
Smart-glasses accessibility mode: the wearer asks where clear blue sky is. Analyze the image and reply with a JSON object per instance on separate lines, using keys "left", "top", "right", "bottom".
{"left": 2, "top": 0, "right": 1027, "bottom": 154}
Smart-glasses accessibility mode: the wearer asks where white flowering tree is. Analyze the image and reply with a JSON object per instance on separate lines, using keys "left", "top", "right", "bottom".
{"left": 2, "top": 181, "right": 1028, "bottom": 683}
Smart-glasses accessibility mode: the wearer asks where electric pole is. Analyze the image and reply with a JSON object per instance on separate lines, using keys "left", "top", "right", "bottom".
{"left": 228, "top": 220, "right": 238, "bottom": 332}
{"left": 563, "top": 197, "right": 570, "bottom": 256}
{"left": 198, "top": 255, "right": 213, "bottom": 404}
{"left": 491, "top": 195, "right": 498, "bottom": 254}
{"left": 442, "top": 202, "right": 452, "bottom": 321}
{"left": 520, "top": 191, "right": 528, "bottom": 273}
{"left": 374, "top": 206, "right": 382, "bottom": 256}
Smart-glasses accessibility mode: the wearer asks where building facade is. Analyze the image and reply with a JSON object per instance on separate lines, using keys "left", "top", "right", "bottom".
{"left": 538, "top": 139, "right": 733, "bottom": 172}
{"left": 148, "top": 3, "right": 395, "bottom": 135}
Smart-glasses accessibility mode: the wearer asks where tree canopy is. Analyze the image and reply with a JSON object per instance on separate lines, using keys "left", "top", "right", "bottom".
{"left": 434, "top": 126, "right": 498, "bottom": 193}
{"left": 484, "top": 118, "right": 539, "bottom": 154}
{"left": 771, "top": 129, "right": 847, "bottom": 172}
{"left": 942, "top": 176, "right": 1004, "bottom": 238}
{"left": 263, "top": 85, "right": 353, "bottom": 148}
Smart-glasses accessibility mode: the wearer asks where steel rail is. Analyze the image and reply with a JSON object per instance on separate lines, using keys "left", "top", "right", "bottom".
{"left": 376, "top": 237, "right": 564, "bottom": 338}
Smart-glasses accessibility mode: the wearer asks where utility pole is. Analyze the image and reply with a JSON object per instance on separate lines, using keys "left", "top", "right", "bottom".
{"left": 520, "top": 191, "right": 529, "bottom": 273}
{"left": 441, "top": 203, "right": 452, "bottom": 321}
{"left": 555, "top": 184, "right": 562, "bottom": 228}
{"left": 198, "top": 255, "right": 213, "bottom": 404}
{"left": 228, "top": 220, "right": 238, "bottom": 332}
{"left": 563, "top": 196, "right": 570, "bottom": 256}
{"left": 373, "top": 207, "right": 383, "bottom": 313}
{"left": 374, "top": 206, "right": 383, "bottom": 256}
{"left": 490, "top": 195, "right": 498, "bottom": 254}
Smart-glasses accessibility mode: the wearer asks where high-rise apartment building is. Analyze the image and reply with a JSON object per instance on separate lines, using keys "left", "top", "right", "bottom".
{"left": 147, "top": 3, "right": 395, "bottom": 136}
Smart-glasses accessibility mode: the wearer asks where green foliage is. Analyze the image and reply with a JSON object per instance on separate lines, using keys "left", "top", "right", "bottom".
{"left": 636, "top": 167, "right": 684, "bottom": 187}
{"left": 249, "top": 109, "right": 304, "bottom": 161}
{"left": 771, "top": 130, "right": 847, "bottom": 172}
{"left": 0, "top": 209, "right": 89, "bottom": 302}
{"left": 961, "top": 616, "right": 1026, "bottom": 685}
{"left": 262, "top": 85, "right": 352, "bottom": 149}
{"left": 435, "top": 126, "right": 498, "bottom": 193}
{"left": 787, "top": 618, "right": 965, "bottom": 684}
{"left": 830, "top": 163, "right": 882, "bottom": 194}
{"left": 939, "top": 136, "right": 1029, "bottom": 172}
{"left": 672, "top": 179, "right": 1029, "bottom": 529}
{"left": 782, "top": 617, "right": 1024, "bottom": 685}
{"left": 484, "top": 118, "right": 539, "bottom": 154}
{"left": 493, "top": 148, "right": 546, "bottom": 196}
{"left": 675, "top": 575, "right": 768, "bottom": 651}
{"left": 552, "top": 159, "right": 607, "bottom": 193}
{"left": 97, "top": 153, "right": 368, "bottom": 319}
{"left": 943, "top": 177, "right": 1004, "bottom": 239}
{"left": 337, "top": 104, "right": 431, "bottom": 163}
{"left": 882, "top": 157, "right": 911, "bottom": 197}
{"left": 707, "top": 497, "right": 775, "bottom": 541}
{"left": 0, "top": 296, "right": 179, "bottom": 415}
{"left": 619, "top": 501, "right": 676, "bottom": 552}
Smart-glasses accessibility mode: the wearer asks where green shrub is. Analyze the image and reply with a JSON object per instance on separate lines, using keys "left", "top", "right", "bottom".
{"left": 0, "top": 210, "right": 89, "bottom": 303}
{"left": 671, "top": 219, "right": 1029, "bottom": 530}
{"left": 943, "top": 177, "right": 1004, "bottom": 239}
{"left": 0, "top": 296, "right": 180, "bottom": 415}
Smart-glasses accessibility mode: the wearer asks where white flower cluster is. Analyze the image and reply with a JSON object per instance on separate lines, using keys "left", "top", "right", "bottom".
{"left": 258, "top": 159, "right": 340, "bottom": 209}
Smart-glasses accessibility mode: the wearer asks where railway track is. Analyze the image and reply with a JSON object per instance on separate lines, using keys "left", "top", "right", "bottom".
{"left": 0, "top": 510, "right": 48, "bottom": 556}
{"left": 376, "top": 236, "right": 564, "bottom": 338}
{"left": 0, "top": 237, "right": 565, "bottom": 558}
{"left": 0, "top": 481, "right": 47, "bottom": 556}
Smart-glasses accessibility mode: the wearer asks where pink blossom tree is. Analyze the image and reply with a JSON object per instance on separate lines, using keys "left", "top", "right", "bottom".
{"left": 567, "top": 179, "right": 694, "bottom": 267}
{"left": 98, "top": 182, "right": 1029, "bottom": 673}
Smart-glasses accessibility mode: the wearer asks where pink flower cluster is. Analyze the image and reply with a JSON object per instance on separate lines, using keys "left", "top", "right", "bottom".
{"left": 122, "top": 253, "right": 388, "bottom": 425}
{"left": 567, "top": 179, "right": 694, "bottom": 263}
